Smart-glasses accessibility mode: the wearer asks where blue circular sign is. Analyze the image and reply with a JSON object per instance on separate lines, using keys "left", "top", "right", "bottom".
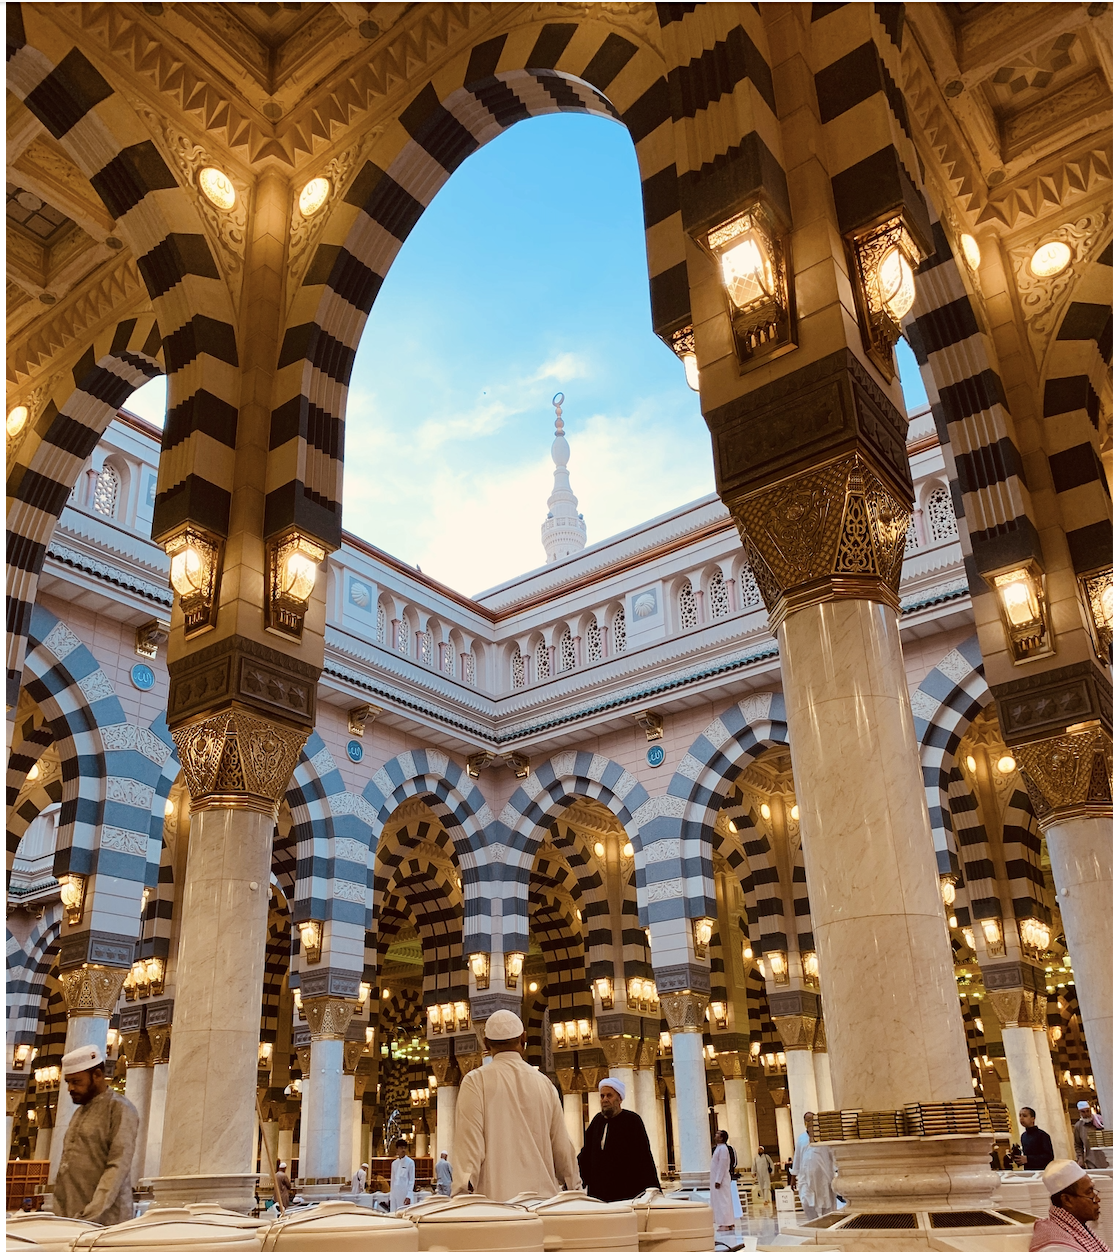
{"left": 130, "top": 663, "right": 155, "bottom": 691}
{"left": 346, "top": 739, "right": 364, "bottom": 763}
{"left": 646, "top": 744, "right": 666, "bottom": 769}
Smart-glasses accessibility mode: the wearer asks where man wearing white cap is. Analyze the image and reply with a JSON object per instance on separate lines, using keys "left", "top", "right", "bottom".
{"left": 578, "top": 1077, "right": 659, "bottom": 1202}
{"left": 1074, "top": 1102, "right": 1109, "bottom": 1169}
{"left": 1030, "top": 1160, "right": 1108, "bottom": 1252}
{"left": 53, "top": 1043, "right": 138, "bottom": 1226}
{"left": 453, "top": 1009, "right": 580, "bottom": 1201}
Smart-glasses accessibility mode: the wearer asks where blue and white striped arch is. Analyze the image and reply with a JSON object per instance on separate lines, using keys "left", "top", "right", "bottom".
{"left": 910, "top": 635, "right": 991, "bottom": 877}
{"left": 6, "top": 907, "right": 62, "bottom": 1048}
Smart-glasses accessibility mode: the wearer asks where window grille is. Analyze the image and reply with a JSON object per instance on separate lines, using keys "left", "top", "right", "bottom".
{"left": 612, "top": 607, "right": 627, "bottom": 654}
{"left": 559, "top": 629, "right": 576, "bottom": 672}
{"left": 93, "top": 464, "right": 119, "bottom": 517}
{"left": 709, "top": 568, "right": 731, "bottom": 619}
{"left": 511, "top": 649, "right": 525, "bottom": 689}
{"left": 535, "top": 640, "right": 551, "bottom": 681}
{"left": 586, "top": 617, "right": 602, "bottom": 663}
{"left": 376, "top": 604, "right": 386, "bottom": 644}
{"left": 927, "top": 486, "right": 958, "bottom": 542}
{"left": 904, "top": 519, "right": 919, "bottom": 554}
{"left": 397, "top": 617, "right": 410, "bottom": 656}
{"left": 679, "top": 580, "right": 698, "bottom": 630}
{"left": 464, "top": 653, "right": 476, "bottom": 686}
{"left": 420, "top": 631, "right": 433, "bottom": 666}
{"left": 738, "top": 565, "right": 762, "bottom": 609}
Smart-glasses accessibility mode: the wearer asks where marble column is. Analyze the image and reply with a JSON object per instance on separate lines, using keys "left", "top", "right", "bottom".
{"left": 143, "top": 1056, "right": 170, "bottom": 1179}
{"left": 745, "top": 1090, "right": 761, "bottom": 1160}
{"left": 784, "top": 1049, "right": 819, "bottom": 1143}
{"left": 339, "top": 1072, "right": 356, "bottom": 1178}
{"left": 813, "top": 1048, "right": 835, "bottom": 1112}
{"left": 436, "top": 1083, "right": 457, "bottom": 1162}
{"left": 774, "top": 1105, "right": 794, "bottom": 1164}
{"left": 998, "top": 1022, "right": 1049, "bottom": 1137}
{"left": 610, "top": 1067, "right": 637, "bottom": 1113}
{"left": 724, "top": 1077, "right": 753, "bottom": 1168}
{"left": 635, "top": 1067, "right": 665, "bottom": 1172}
{"left": 587, "top": 1089, "right": 602, "bottom": 1122}
{"left": 259, "top": 1119, "right": 280, "bottom": 1186}
{"left": 35, "top": 1125, "right": 52, "bottom": 1160}
{"left": 124, "top": 1060, "right": 154, "bottom": 1182}
{"left": 300, "top": 998, "right": 356, "bottom": 1185}
{"left": 1033, "top": 1028, "right": 1072, "bottom": 1159}
{"left": 672, "top": 1032, "right": 712, "bottom": 1186}
{"left": 668, "top": 1087, "right": 681, "bottom": 1172}
{"left": 49, "top": 970, "right": 124, "bottom": 1183}
{"left": 277, "top": 1125, "right": 294, "bottom": 1171}
{"left": 563, "top": 1092, "right": 584, "bottom": 1150}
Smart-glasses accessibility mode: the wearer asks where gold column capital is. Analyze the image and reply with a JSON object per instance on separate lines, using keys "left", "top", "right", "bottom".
{"left": 171, "top": 704, "right": 309, "bottom": 816}
{"left": 1014, "top": 726, "right": 1113, "bottom": 826}
{"left": 303, "top": 996, "right": 357, "bottom": 1042}
{"left": 771, "top": 1013, "right": 818, "bottom": 1051}
{"left": 148, "top": 1023, "right": 172, "bottom": 1063}
{"left": 987, "top": 988, "right": 1035, "bottom": 1030}
{"left": 429, "top": 1057, "right": 461, "bottom": 1087}
{"left": 716, "top": 1051, "right": 745, "bottom": 1080}
{"left": 599, "top": 1036, "right": 640, "bottom": 1068}
{"left": 1030, "top": 995, "right": 1048, "bottom": 1031}
{"left": 814, "top": 1018, "right": 828, "bottom": 1052}
{"left": 342, "top": 1040, "right": 365, "bottom": 1074}
{"left": 59, "top": 964, "right": 129, "bottom": 1017}
{"left": 727, "top": 452, "right": 910, "bottom": 631}
{"left": 660, "top": 990, "right": 709, "bottom": 1034}
{"left": 119, "top": 1029, "right": 152, "bottom": 1067}
{"left": 636, "top": 1038, "right": 660, "bottom": 1069}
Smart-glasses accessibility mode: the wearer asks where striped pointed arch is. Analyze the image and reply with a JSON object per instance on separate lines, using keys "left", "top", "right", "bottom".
{"left": 658, "top": 693, "right": 790, "bottom": 924}
{"left": 6, "top": 314, "right": 163, "bottom": 706}
{"left": 1039, "top": 237, "right": 1113, "bottom": 580}
{"left": 133, "top": 714, "right": 179, "bottom": 963}
{"left": 745, "top": 962, "right": 780, "bottom": 1058}
{"left": 8, "top": 6, "right": 242, "bottom": 562}
{"left": 379, "top": 984, "right": 423, "bottom": 1037}
{"left": 528, "top": 882, "right": 593, "bottom": 1023}
{"left": 361, "top": 749, "right": 494, "bottom": 952}
{"left": 259, "top": 888, "right": 292, "bottom": 1046}
{"left": 7, "top": 690, "right": 55, "bottom": 812}
{"left": 267, "top": 15, "right": 683, "bottom": 552}
{"left": 1000, "top": 785, "right": 1052, "bottom": 928}
{"left": 7, "top": 744, "right": 63, "bottom": 867}
{"left": 911, "top": 635, "right": 991, "bottom": 877}
{"left": 496, "top": 751, "right": 653, "bottom": 953}
{"left": 30, "top": 966, "right": 69, "bottom": 1070}
{"left": 6, "top": 906, "right": 62, "bottom": 1047}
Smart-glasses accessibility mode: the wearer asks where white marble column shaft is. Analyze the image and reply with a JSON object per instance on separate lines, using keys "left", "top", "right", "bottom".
{"left": 49, "top": 1016, "right": 109, "bottom": 1182}
{"left": 437, "top": 1084, "right": 457, "bottom": 1162}
{"left": 301, "top": 1037, "right": 344, "bottom": 1179}
{"left": 587, "top": 1090, "right": 602, "bottom": 1123}
{"left": 124, "top": 1064, "right": 154, "bottom": 1181}
{"left": 774, "top": 1106, "right": 794, "bottom": 1163}
{"left": 339, "top": 1073, "right": 356, "bottom": 1178}
{"left": 634, "top": 1068, "right": 665, "bottom": 1172}
{"left": 1032, "top": 1030, "right": 1072, "bottom": 1159}
{"left": 563, "top": 1091, "right": 584, "bottom": 1151}
{"left": 672, "top": 1032, "right": 711, "bottom": 1185}
{"left": 724, "top": 1078, "right": 753, "bottom": 1168}
{"left": 35, "top": 1126, "right": 52, "bottom": 1160}
{"left": 746, "top": 1098, "right": 760, "bottom": 1158}
{"left": 1045, "top": 815, "right": 1112, "bottom": 1118}
{"left": 785, "top": 1050, "right": 819, "bottom": 1142}
{"left": 779, "top": 599, "right": 973, "bottom": 1111}
{"left": 1001, "top": 1026, "right": 1049, "bottom": 1141}
{"left": 158, "top": 807, "right": 275, "bottom": 1181}
{"left": 277, "top": 1127, "right": 294, "bottom": 1171}
{"left": 669, "top": 1090, "right": 681, "bottom": 1171}
{"left": 813, "top": 1050, "right": 835, "bottom": 1111}
{"left": 143, "top": 1062, "right": 169, "bottom": 1179}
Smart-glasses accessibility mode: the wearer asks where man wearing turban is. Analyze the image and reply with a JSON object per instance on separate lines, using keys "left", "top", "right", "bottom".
{"left": 577, "top": 1077, "right": 660, "bottom": 1202}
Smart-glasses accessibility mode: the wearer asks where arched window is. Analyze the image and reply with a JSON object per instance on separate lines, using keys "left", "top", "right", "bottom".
{"left": 904, "top": 519, "right": 919, "bottom": 555}
{"left": 420, "top": 631, "right": 433, "bottom": 666}
{"left": 586, "top": 617, "right": 602, "bottom": 663}
{"left": 559, "top": 629, "right": 576, "bottom": 672}
{"left": 464, "top": 652, "right": 476, "bottom": 686}
{"left": 612, "top": 607, "right": 626, "bottom": 654}
{"left": 535, "top": 640, "right": 551, "bottom": 681}
{"left": 927, "top": 486, "right": 958, "bottom": 542}
{"left": 678, "top": 580, "right": 698, "bottom": 630}
{"left": 397, "top": 616, "right": 411, "bottom": 656}
{"left": 738, "top": 565, "right": 761, "bottom": 609}
{"left": 709, "top": 568, "right": 731, "bottom": 619}
{"left": 93, "top": 464, "right": 119, "bottom": 517}
{"left": 511, "top": 649, "right": 525, "bottom": 689}
{"left": 444, "top": 637, "right": 456, "bottom": 678}
{"left": 376, "top": 603, "right": 386, "bottom": 645}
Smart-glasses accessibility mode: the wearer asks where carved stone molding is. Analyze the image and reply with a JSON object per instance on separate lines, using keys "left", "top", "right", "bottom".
{"left": 598, "top": 1036, "right": 640, "bottom": 1069}
{"left": 994, "top": 660, "right": 1113, "bottom": 745}
{"left": 1014, "top": 725, "right": 1113, "bottom": 824}
{"left": 660, "top": 990, "right": 710, "bottom": 1034}
{"left": 171, "top": 705, "right": 309, "bottom": 815}
{"left": 303, "top": 997, "right": 357, "bottom": 1042}
{"left": 59, "top": 964, "right": 129, "bottom": 1017}
{"left": 771, "top": 1013, "right": 818, "bottom": 1052}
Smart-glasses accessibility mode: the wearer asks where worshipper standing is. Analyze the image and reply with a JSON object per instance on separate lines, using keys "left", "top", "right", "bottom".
{"left": 753, "top": 1146, "right": 774, "bottom": 1206}
{"left": 1075, "top": 1103, "right": 1110, "bottom": 1169}
{"left": 390, "top": 1139, "right": 416, "bottom": 1211}
{"left": 436, "top": 1151, "right": 453, "bottom": 1195}
{"left": 453, "top": 1009, "right": 580, "bottom": 1201}
{"left": 792, "top": 1112, "right": 838, "bottom": 1221}
{"left": 1030, "top": 1160, "right": 1108, "bottom": 1252}
{"left": 351, "top": 1162, "right": 369, "bottom": 1195}
{"left": 53, "top": 1044, "right": 138, "bottom": 1226}
{"left": 1020, "top": 1108, "right": 1056, "bottom": 1171}
{"left": 274, "top": 1161, "right": 294, "bottom": 1210}
{"left": 578, "top": 1078, "right": 659, "bottom": 1202}
{"left": 709, "top": 1130, "right": 742, "bottom": 1233}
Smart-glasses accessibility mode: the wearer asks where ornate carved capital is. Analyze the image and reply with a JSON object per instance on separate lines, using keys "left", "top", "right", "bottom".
{"left": 814, "top": 1018, "right": 828, "bottom": 1052}
{"left": 119, "top": 1029, "right": 152, "bottom": 1067}
{"left": 294, "top": 1044, "right": 311, "bottom": 1077}
{"left": 148, "top": 1024, "right": 172, "bottom": 1064}
{"left": 1030, "top": 995, "right": 1048, "bottom": 1031}
{"left": 1014, "top": 725, "right": 1113, "bottom": 824}
{"left": 716, "top": 1051, "right": 745, "bottom": 1080}
{"left": 303, "top": 997, "right": 357, "bottom": 1042}
{"left": 342, "top": 1041, "right": 365, "bottom": 1074}
{"left": 429, "top": 1057, "right": 460, "bottom": 1087}
{"left": 728, "top": 452, "right": 910, "bottom": 630}
{"left": 636, "top": 1038, "right": 660, "bottom": 1069}
{"left": 456, "top": 1054, "right": 484, "bottom": 1077}
{"left": 599, "top": 1036, "right": 640, "bottom": 1069}
{"left": 660, "top": 990, "right": 710, "bottom": 1034}
{"left": 772, "top": 1013, "right": 818, "bottom": 1051}
{"left": 59, "top": 964, "right": 128, "bottom": 1017}
{"left": 987, "top": 989, "right": 1036, "bottom": 1030}
{"left": 171, "top": 704, "right": 309, "bottom": 815}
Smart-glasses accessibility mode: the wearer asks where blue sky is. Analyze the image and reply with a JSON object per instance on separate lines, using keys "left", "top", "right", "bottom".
{"left": 126, "top": 113, "right": 928, "bottom": 595}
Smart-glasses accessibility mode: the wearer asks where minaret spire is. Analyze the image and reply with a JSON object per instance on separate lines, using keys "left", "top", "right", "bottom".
{"left": 541, "top": 391, "right": 588, "bottom": 563}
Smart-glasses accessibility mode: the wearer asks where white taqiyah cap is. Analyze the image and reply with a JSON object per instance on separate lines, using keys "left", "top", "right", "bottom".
{"left": 1077, "top": 1101, "right": 1092, "bottom": 1109}
{"left": 484, "top": 1009, "right": 525, "bottom": 1040}
{"left": 61, "top": 1044, "right": 104, "bottom": 1076}
{"left": 599, "top": 1077, "right": 626, "bottom": 1099}
{"left": 1043, "top": 1160, "right": 1087, "bottom": 1195}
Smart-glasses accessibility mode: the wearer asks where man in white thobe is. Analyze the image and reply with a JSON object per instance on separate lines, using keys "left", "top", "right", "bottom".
{"left": 390, "top": 1140, "right": 415, "bottom": 1211}
{"left": 793, "top": 1113, "right": 837, "bottom": 1221}
{"left": 710, "top": 1130, "right": 738, "bottom": 1232}
{"left": 452, "top": 1009, "right": 580, "bottom": 1201}
{"left": 435, "top": 1152, "right": 453, "bottom": 1195}
{"left": 351, "top": 1162, "right": 369, "bottom": 1195}
{"left": 753, "top": 1146, "right": 773, "bottom": 1205}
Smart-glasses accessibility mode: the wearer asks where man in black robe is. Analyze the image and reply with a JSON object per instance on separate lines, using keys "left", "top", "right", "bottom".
{"left": 578, "top": 1077, "right": 659, "bottom": 1202}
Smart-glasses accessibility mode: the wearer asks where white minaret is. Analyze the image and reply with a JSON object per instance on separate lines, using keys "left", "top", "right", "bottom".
{"left": 541, "top": 392, "right": 587, "bottom": 563}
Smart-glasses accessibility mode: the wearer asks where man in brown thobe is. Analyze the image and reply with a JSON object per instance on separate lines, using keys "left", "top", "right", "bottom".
{"left": 53, "top": 1043, "right": 138, "bottom": 1226}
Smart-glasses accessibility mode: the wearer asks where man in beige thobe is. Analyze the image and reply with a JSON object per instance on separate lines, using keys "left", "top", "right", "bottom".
{"left": 53, "top": 1043, "right": 139, "bottom": 1226}
{"left": 452, "top": 1009, "right": 580, "bottom": 1201}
